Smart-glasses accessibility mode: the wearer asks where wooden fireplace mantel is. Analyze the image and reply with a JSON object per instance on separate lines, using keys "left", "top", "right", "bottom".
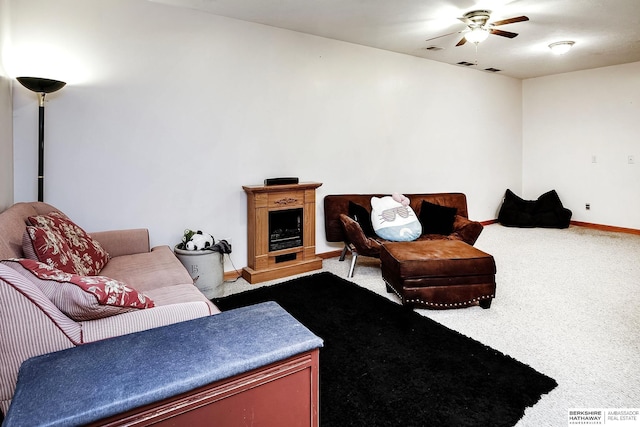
{"left": 242, "top": 182, "right": 323, "bottom": 284}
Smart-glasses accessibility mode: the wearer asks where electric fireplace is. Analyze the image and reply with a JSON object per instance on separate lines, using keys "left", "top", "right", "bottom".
{"left": 242, "top": 182, "right": 323, "bottom": 283}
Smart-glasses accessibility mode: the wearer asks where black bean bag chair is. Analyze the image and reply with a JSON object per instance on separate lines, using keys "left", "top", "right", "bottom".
{"left": 498, "top": 189, "right": 572, "bottom": 228}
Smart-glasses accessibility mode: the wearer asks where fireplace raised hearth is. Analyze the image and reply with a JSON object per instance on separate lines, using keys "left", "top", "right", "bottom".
{"left": 242, "top": 182, "right": 323, "bottom": 284}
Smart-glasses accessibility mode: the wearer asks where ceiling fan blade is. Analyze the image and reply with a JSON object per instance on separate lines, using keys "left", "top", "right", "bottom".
{"left": 457, "top": 16, "right": 474, "bottom": 26}
{"left": 425, "top": 30, "right": 462, "bottom": 43}
{"left": 490, "top": 28, "right": 519, "bottom": 38}
{"left": 455, "top": 37, "right": 467, "bottom": 47}
{"left": 490, "top": 16, "right": 529, "bottom": 26}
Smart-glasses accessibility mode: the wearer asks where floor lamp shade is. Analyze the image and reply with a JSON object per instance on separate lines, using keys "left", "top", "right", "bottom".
{"left": 17, "top": 77, "right": 66, "bottom": 202}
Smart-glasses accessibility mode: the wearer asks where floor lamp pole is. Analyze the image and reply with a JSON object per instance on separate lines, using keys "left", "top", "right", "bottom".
{"left": 37, "top": 93, "right": 46, "bottom": 202}
{"left": 17, "top": 77, "right": 66, "bottom": 202}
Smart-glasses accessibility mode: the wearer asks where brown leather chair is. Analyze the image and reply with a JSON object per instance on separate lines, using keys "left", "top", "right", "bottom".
{"left": 338, "top": 214, "right": 383, "bottom": 277}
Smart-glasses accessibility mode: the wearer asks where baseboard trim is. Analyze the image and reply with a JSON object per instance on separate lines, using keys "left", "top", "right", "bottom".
{"left": 569, "top": 221, "right": 640, "bottom": 236}
{"left": 482, "top": 219, "right": 640, "bottom": 236}
{"left": 319, "top": 250, "right": 343, "bottom": 259}
{"left": 224, "top": 270, "right": 242, "bottom": 281}
{"left": 224, "top": 221, "right": 640, "bottom": 279}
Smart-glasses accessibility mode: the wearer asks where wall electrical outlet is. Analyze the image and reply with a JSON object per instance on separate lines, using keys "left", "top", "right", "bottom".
{"left": 628, "top": 155, "right": 635, "bottom": 164}
{"left": 591, "top": 155, "right": 597, "bottom": 163}
{"left": 585, "top": 203, "right": 591, "bottom": 210}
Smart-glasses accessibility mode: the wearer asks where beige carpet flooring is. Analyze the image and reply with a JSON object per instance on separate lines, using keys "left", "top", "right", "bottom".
{"left": 221, "top": 224, "right": 640, "bottom": 426}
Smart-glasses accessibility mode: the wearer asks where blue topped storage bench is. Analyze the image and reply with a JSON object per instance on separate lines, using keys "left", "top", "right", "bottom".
{"left": 4, "top": 302, "right": 323, "bottom": 427}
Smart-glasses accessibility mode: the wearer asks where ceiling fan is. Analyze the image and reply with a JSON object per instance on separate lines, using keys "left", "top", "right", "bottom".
{"left": 426, "top": 10, "right": 529, "bottom": 47}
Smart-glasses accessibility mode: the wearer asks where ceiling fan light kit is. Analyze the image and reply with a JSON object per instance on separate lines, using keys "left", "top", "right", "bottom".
{"left": 465, "top": 27, "right": 489, "bottom": 44}
{"left": 549, "top": 41, "right": 575, "bottom": 55}
{"left": 429, "top": 10, "right": 529, "bottom": 48}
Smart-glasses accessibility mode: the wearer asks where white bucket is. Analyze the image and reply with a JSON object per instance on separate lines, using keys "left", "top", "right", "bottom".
{"left": 174, "top": 246, "right": 224, "bottom": 299}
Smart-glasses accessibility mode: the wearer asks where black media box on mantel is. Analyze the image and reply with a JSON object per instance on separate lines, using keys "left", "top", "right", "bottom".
{"left": 264, "top": 177, "right": 299, "bottom": 186}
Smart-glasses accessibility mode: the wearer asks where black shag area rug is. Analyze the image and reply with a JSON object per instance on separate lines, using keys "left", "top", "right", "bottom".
{"left": 213, "top": 272, "right": 557, "bottom": 427}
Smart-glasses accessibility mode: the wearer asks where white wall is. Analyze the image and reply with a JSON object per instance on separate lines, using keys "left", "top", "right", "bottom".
{"left": 0, "top": 0, "right": 13, "bottom": 210}
{"left": 9, "top": 0, "right": 523, "bottom": 270}
{"left": 523, "top": 62, "right": 640, "bottom": 229}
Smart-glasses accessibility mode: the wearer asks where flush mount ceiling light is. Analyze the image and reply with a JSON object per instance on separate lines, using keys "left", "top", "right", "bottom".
{"left": 549, "top": 41, "right": 575, "bottom": 55}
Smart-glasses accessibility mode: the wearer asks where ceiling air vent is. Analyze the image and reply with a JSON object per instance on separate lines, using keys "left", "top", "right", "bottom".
{"left": 457, "top": 61, "right": 474, "bottom": 67}
{"left": 484, "top": 67, "right": 501, "bottom": 72}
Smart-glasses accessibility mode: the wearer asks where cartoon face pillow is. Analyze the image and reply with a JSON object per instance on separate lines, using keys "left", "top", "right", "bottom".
{"left": 370, "top": 196, "right": 422, "bottom": 241}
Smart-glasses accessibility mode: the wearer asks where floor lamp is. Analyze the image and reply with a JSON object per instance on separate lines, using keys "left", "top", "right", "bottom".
{"left": 17, "top": 77, "right": 66, "bottom": 202}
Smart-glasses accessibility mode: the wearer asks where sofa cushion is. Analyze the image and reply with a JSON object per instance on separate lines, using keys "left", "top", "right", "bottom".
{"left": 348, "top": 201, "right": 376, "bottom": 237}
{"left": 144, "top": 283, "right": 218, "bottom": 309}
{"left": 27, "top": 212, "right": 109, "bottom": 276}
{"left": 419, "top": 201, "right": 458, "bottom": 235}
{"left": 2, "top": 259, "right": 154, "bottom": 321}
{"left": 98, "top": 245, "right": 194, "bottom": 293}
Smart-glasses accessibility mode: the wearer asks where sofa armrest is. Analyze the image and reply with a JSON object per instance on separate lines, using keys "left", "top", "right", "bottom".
{"left": 339, "top": 214, "right": 382, "bottom": 257}
{"left": 89, "top": 229, "right": 150, "bottom": 257}
{"left": 450, "top": 215, "right": 483, "bottom": 245}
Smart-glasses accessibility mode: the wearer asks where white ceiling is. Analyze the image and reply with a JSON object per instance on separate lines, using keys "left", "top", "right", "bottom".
{"left": 149, "top": 0, "right": 640, "bottom": 79}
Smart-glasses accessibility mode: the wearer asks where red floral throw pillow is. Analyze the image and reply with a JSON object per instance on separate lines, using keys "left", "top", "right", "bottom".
{"left": 27, "top": 212, "right": 109, "bottom": 276}
{"left": 24, "top": 226, "right": 77, "bottom": 274}
{"left": 2, "top": 259, "right": 154, "bottom": 321}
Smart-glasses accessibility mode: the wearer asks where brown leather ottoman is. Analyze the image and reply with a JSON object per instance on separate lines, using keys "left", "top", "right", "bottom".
{"left": 380, "top": 240, "right": 496, "bottom": 309}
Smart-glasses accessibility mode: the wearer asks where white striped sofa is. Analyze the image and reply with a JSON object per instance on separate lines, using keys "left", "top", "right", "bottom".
{"left": 0, "top": 202, "right": 221, "bottom": 414}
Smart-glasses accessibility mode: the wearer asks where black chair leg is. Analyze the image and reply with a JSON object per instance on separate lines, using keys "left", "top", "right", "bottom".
{"left": 339, "top": 244, "right": 349, "bottom": 261}
{"left": 479, "top": 298, "right": 492, "bottom": 309}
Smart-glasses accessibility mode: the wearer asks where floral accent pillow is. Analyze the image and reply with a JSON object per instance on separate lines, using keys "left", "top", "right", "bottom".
{"left": 26, "top": 212, "right": 110, "bottom": 276}
{"left": 23, "top": 227, "right": 77, "bottom": 274}
{"left": 1, "top": 259, "right": 154, "bottom": 321}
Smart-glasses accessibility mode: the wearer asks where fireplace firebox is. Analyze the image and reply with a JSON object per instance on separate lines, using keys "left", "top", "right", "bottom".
{"left": 242, "top": 182, "right": 322, "bottom": 284}
{"left": 269, "top": 209, "right": 303, "bottom": 252}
